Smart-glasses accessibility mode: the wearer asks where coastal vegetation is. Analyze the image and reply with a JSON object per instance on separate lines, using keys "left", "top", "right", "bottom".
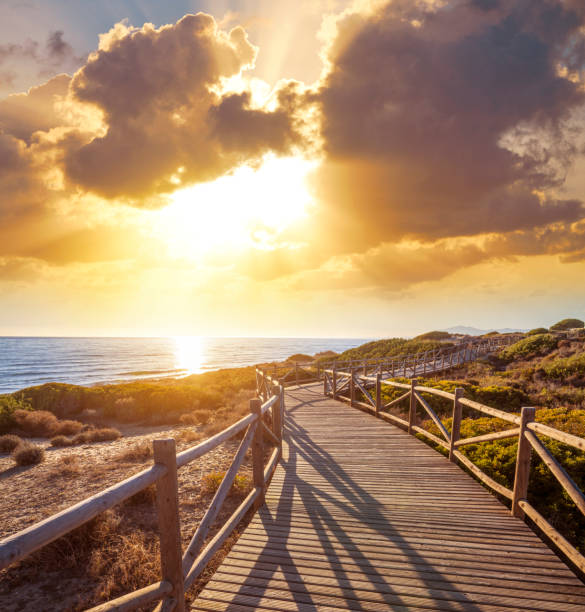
{"left": 0, "top": 366, "right": 257, "bottom": 437}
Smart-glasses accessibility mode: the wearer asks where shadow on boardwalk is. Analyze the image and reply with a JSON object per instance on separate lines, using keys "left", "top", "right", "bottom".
{"left": 196, "top": 383, "right": 585, "bottom": 611}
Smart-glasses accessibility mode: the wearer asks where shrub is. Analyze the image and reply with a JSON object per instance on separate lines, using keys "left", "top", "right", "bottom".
{"left": 116, "top": 441, "right": 152, "bottom": 462}
{"left": 527, "top": 327, "right": 548, "bottom": 336}
{"left": 51, "top": 435, "right": 74, "bottom": 447}
{"left": 13, "top": 442, "right": 44, "bottom": 465}
{"left": 550, "top": 318, "right": 584, "bottom": 331}
{"left": 50, "top": 454, "right": 82, "bottom": 478}
{"left": 54, "top": 419, "right": 83, "bottom": 436}
{"left": 0, "top": 395, "right": 32, "bottom": 434}
{"left": 91, "top": 428, "right": 122, "bottom": 442}
{"left": 0, "top": 433, "right": 22, "bottom": 453}
{"left": 287, "top": 353, "right": 313, "bottom": 362}
{"left": 542, "top": 353, "right": 585, "bottom": 380}
{"left": 499, "top": 334, "right": 557, "bottom": 362}
{"left": 201, "top": 471, "right": 252, "bottom": 496}
{"left": 72, "top": 432, "right": 91, "bottom": 445}
{"left": 13, "top": 409, "right": 59, "bottom": 437}
{"left": 415, "top": 331, "right": 452, "bottom": 341}
{"left": 175, "top": 429, "right": 203, "bottom": 444}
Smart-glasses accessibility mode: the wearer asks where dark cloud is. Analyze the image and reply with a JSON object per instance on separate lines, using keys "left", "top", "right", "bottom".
{"left": 64, "top": 14, "right": 301, "bottom": 200}
{"left": 46, "top": 31, "right": 72, "bottom": 60}
{"left": 309, "top": 0, "right": 585, "bottom": 250}
{"left": 0, "top": 31, "right": 80, "bottom": 85}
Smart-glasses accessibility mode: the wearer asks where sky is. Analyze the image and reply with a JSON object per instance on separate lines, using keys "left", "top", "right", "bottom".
{"left": 1, "top": 0, "right": 585, "bottom": 338}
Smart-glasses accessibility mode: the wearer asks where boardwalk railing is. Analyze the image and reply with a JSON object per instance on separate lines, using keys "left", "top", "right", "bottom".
{"left": 322, "top": 367, "right": 585, "bottom": 574}
{"left": 0, "top": 385, "right": 284, "bottom": 612}
{"left": 261, "top": 334, "right": 520, "bottom": 388}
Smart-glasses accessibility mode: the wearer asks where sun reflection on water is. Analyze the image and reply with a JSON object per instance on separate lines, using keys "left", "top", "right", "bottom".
{"left": 173, "top": 336, "right": 205, "bottom": 374}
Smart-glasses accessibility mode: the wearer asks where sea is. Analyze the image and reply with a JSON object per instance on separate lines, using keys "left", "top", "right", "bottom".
{"left": 0, "top": 336, "right": 371, "bottom": 394}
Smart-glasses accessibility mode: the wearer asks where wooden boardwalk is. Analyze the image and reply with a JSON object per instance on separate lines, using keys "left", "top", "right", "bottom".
{"left": 195, "top": 384, "right": 585, "bottom": 611}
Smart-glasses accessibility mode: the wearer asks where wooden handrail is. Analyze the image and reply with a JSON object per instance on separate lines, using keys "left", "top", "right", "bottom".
{"left": 320, "top": 364, "right": 585, "bottom": 574}
{"left": 0, "top": 377, "right": 286, "bottom": 612}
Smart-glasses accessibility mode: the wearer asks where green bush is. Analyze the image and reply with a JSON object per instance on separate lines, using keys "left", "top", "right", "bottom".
{"left": 414, "top": 331, "right": 452, "bottom": 341}
{"left": 542, "top": 353, "right": 585, "bottom": 380}
{"left": 550, "top": 318, "right": 584, "bottom": 331}
{"left": 337, "top": 338, "right": 451, "bottom": 362}
{"left": 527, "top": 327, "right": 548, "bottom": 336}
{"left": 286, "top": 353, "right": 313, "bottom": 362}
{"left": 499, "top": 334, "right": 557, "bottom": 362}
{"left": 0, "top": 395, "right": 32, "bottom": 434}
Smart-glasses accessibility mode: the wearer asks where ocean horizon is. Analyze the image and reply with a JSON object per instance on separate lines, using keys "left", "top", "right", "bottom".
{"left": 0, "top": 336, "right": 371, "bottom": 394}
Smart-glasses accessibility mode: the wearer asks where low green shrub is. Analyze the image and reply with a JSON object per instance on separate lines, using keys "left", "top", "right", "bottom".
{"left": 201, "top": 471, "right": 252, "bottom": 496}
{"left": 287, "top": 353, "right": 313, "bottom": 362}
{"left": 542, "top": 353, "right": 585, "bottom": 380}
{"left": 414, "top": 331, "right": 452, "bottom": 341}
{"left": 550, "top": 318, "right": 584, "bottom": 331}
{"left": 527, "top": 328, "right": 548, "bottom": 336}
{"left": 0, "top": 395, "right": 32, "bottom": 434}
{"left": 499, "top": 334, "right": 557, "bottom": 362}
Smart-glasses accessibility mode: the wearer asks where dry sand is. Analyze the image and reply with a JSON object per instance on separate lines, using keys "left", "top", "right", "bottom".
{"left": 0, "top": 424, "right": 254, "bottom": 611}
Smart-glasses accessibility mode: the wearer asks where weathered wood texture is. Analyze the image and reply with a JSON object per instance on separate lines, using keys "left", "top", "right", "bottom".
{"left": 194, "top": 384, "right": 585, "bottom": 611}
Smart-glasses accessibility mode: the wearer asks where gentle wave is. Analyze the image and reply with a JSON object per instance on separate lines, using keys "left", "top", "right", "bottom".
{"left": 0, "top": 336, "right": 370, "bottom": 393}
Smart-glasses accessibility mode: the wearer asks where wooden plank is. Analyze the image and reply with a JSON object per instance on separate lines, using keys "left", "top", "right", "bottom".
{"left": 195, "top": 383, "right": 585, "bottom": 611}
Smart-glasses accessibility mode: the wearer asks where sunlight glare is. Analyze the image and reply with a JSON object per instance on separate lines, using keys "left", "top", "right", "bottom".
{"left": 173, "top": 336, "right": 205, "bottom": 374}
{"left": 155, "top": 156, "right": 316, "bottom": 259}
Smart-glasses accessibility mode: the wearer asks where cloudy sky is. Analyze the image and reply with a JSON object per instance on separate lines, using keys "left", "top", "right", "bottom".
{"left": 1, "top": 0, "right": 585, "bottom": 337}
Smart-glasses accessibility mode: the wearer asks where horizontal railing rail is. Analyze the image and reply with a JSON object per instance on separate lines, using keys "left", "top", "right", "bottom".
{"left": 0, "top": 380, "right": 285, "bottom": 612}
{"left": 322, "top": 366, "right": 585, "bottom": 574}
{"left": 258, "top": 334, "right": 520, "bottom": 394}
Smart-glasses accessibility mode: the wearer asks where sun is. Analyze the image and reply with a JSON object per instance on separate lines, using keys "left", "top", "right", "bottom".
{"left": 153, "top": 155, "right": 316, "bottom": 260}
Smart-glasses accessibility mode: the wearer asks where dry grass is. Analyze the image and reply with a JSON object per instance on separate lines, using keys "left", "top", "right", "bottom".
{"left": 55, "top": 428, "right": 123, "bottom": 446}
{"left": 12, "top": 443, "right": 44, "bottom": 466}
{"left": 50, "top": 435, "right": 74, "bottom": 447}
{"left": 174, "top": 428, "right": 204, "bottom": 444}
{"left": 0, "top": 434, "right": 22, "bottom": 453}
{"left": 201, "top": 471, "right": 252, "bottom": 496}
{"left": 48, "top": 455, "right": 83, "bottom": 479}
{"left": 115, "top": 441, "right": 153, "bottom": 462}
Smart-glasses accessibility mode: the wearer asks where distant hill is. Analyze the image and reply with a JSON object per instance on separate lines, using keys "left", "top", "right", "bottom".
{"left": 442, "top": 325, "right": 527, "bottom": 336}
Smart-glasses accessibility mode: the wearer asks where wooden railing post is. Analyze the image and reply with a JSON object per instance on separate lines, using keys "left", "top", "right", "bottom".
{"left": 350, "top": 368, "right": 355, "bottom": 406}
{"left": 323, "top": 370, "right": 328, "bottom": 395}
{"left": 408, "top": 379, "right": 417, "bottom": 435}
{"left": 272, "top": 385, "right": 282, "bottom": 459}
{"left": 512, "top": 407, "right": 536, "bottom": 519}
{"left": 250, "top": 399, "right": 265, "bottom": 509}
{"left": 449, "top": 388, "right": 464, "bottom": 462}
{"left": 375, "top": 373, "right": 381, "bottom": 418}
{"left": 332, "top": 366, "right": 337, "bottom": 399}
{"left": 153, "top": 439, "right": 185, "bottom": 612}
